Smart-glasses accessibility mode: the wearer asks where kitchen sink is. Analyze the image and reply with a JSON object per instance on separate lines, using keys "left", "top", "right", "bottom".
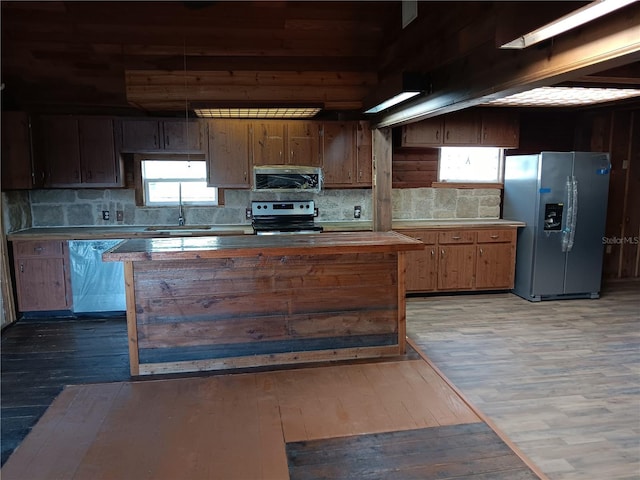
{"left": 144, "top": 225, "right": 213, "bottom": 235}
{"left": 145, "top": 225, "right": 212, "bottom": 231}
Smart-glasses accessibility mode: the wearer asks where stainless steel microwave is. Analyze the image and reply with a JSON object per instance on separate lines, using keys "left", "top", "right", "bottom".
{"left": 253, "top": 165, "right": 323, "bottom": 193}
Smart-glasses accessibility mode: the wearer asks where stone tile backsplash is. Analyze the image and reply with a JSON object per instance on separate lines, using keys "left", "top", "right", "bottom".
{"left": 3, "top": 187, "right": 500, "bottom": 231}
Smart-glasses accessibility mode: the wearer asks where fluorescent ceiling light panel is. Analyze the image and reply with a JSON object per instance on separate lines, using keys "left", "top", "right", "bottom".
{"left": 484, "top": 86, "right": 640, "bottom": 107}
{"left": 194, "top": 107, "right": 321, "bottom": 119}
{"left": 500, "top": 0, "right": 637, "bottom": 49}
{"left": 365, "top": 91, "right": 421, "bottom": 114}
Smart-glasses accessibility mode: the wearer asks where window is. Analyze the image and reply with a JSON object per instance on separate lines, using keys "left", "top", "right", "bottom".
{"left": 438, "top": 147, "right": 503, "bottom": 183}
{"left": 141, "top": 160, "right": 217, "bottom": 206}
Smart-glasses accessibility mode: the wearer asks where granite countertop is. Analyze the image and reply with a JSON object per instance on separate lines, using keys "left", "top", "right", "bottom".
{"left": 6, "top": 219, "right": 525, "bottom": 241}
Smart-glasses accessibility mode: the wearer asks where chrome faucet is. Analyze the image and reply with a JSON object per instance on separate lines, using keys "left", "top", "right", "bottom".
{"left": 178, "top": 183, "right": 185, "bottom": 226}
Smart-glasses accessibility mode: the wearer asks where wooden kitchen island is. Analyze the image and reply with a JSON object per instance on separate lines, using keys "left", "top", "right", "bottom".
{"left": 104, "top": 232, "right": 423, "bottom": 376}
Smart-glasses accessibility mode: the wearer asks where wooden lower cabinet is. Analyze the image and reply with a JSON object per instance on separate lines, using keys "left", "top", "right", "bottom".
{"left": 12, "top": 240, "right": 72, "bottom": 311}
{"left": 404, "top": 230, "right": 437, "bottom": 291}
{"left": 438, "top": 245, "right": 476, "bottom": 290}
{"left": 401, "top": 227, "right": 516, "bottom": 293}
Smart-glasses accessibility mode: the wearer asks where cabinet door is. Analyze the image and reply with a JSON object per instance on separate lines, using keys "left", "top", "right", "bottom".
{"left": 355, "top": 121, "right": 372, "bottom": 185}
{"left": 288, "top": 121, "right": 321, "bottom": 166}
{"left": 438, "top": 245, "right": 476, "bottom": 290}
{"left": 162, "top": 120, "right": 204, "bottom": 152}
{"left": 252, "top": 121, "right": 286, "bottom": 165}
{"left": 443, "top": 110, "right": 481, "bottom": 145}
{"left": 481, "top": 110, "right": 519, "bottom": 148}
{"left": 78, "top": 117, "right": 120, "bottom": 186}
{"left": 1, "top": 112, "right": 39, "bottom": 189}
{"left": 401, "top": 118, "right": 443, "bottom": 146}
{"left": 13, "top": 240, "right": 71, "bottom": 312}
{"left": 403, "top": 230, "right": 438, "bottom": 292}
{"left": 40, "top": 116, "right": 82, "bottom": 186}
{"left": 322, "top": 122, "right": 356, "bottom": 186}
{"left": 475, "top": 243, "right": 515, "bottom": 289}
{"left": 121, "top": 119, "right": 161, "bottom": 151}
{"left": 207, "top": 120, "right": 251, "bottom": 188}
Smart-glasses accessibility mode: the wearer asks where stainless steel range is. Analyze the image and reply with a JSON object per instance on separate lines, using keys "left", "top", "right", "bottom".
{"left": 251, "top": 200, "right": 323, "bottom": 235}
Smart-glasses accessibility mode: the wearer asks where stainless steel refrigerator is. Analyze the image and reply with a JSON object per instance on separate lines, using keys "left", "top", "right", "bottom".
{"left": 503, "top": 152, "right": 611, "bottom": 301}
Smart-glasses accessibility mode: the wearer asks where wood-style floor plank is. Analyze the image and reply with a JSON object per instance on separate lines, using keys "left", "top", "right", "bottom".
{"left": 406, "top": 280, "right": 640, "bottom": 480}
{"left": 2, "top": 360, "right": 488, "bottom": 480}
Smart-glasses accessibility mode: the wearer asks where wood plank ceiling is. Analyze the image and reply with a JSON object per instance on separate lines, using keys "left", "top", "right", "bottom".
{"left": 1, "top": 1, "right": 639, "bottom": 122}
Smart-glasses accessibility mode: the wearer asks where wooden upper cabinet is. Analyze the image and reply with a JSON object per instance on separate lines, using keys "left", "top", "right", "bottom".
{"left": 37, "top": 115, "right": 122, "bottom": 188}
{"left": 251, "top": 120, "right": 320, "bottom": 166}
{"left": 39, "top": 116, "right": 82, "bottom": 186}
{"left": 481, "top": 109, "right": 519, "bottom": 148}
{"left": 322, "top": 122, "right": 356, "bottom": 187}
{"left": 251, "top": 121, "right": 286, "bottom": 165}
{"left": 78, "top": 117, "right": 120, "bottom": 185}
{"left": 1, "top": 112, "right": 41, "bottom": 190}
{"left": 322, "top": 121, "right": 372, "bottom": 188}
{"left": 39, "top": 115, "right": 123, "bottom": 187}
{"left": 207, "top": 120, "right": 251, "bottom": 188}
{"left": 120, "top": 118, "right": 205, "bottom": 153}
{"left": 287, "top": 121, "right": 321, "bottom": 166}
{"left": 401, "top": 109, "right": 519, "bottom": 147}
{"left": 402, "top": 117, "right": 443, "bottom": 146}
{"left": 355, "top": 121, "right": 372, "bottom": 185}
{"left": 121, "top": 119, "right": 161, "bottom": 151}
{"left": 443, "top": 110, "right": 481, "bottom": 145}
{"left": 162, "top": 120, "right": 205, "bottom": 152}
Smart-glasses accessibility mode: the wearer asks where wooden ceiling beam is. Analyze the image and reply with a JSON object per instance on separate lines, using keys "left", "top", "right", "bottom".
{"left": 125, "top": 70, "right": 378, "bottom": 111}
{"left": 374, "top": 3, "right": 640, "bottom": 128}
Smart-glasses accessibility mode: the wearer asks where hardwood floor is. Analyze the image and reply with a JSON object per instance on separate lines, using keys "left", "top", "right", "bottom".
{"left": 0, "top": 316, "right": 130, "bottom": 465}
{"left": 406, "top": 281, "right": 640, "bottom": 480}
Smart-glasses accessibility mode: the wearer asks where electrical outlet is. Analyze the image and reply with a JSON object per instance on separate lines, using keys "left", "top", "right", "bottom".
{"left": 246, "top": 208, "right": 252, "bottom": 219}
{"left": 354, "top": 206, "right": 361, "bottom": 219}
{"left": 116, "top": 210, "right": 124, "bottom": 222}
{"left": 102, "top": 210, "right": 110, "bottom": 221}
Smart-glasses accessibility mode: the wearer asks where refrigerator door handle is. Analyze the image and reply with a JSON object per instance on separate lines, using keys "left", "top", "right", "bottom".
{"left": 567, "top": 176, "right": 578, "bottom": 252}
{"left": 561, "top": 175, "right": 578, "bottom": 252}
{"left": 561, "top": 176, "right": 573, "bottom": 252}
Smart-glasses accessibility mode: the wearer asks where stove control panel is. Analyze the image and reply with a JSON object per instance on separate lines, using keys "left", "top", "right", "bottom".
{"left": 251, "top": 200, "right": 315, "bottom": 216}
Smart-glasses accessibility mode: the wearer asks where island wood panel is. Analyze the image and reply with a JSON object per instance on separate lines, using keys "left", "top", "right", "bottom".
{"left": 127, "top": 252, "right": 403, "bottom": 374}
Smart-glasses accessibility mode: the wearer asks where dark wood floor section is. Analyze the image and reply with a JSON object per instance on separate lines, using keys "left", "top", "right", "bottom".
{"left": 1, "top": 316, "right": 130, "bottom": 465}
{"left": 287, "top": 423, "right": 540, "bottom": 480}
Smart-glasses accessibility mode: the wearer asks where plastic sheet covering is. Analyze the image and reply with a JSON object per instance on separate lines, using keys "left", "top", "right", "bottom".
{"left": 69, "top": 240, "right": 126, "bottom": 313}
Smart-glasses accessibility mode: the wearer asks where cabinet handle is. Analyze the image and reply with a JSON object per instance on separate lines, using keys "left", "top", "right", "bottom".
{"left": 436, "top": 131, "right": 439, "bottom": 140}
{"left": 446, "top": 130, "right": 450, "bottom": 140}
{"left": 490, "top": 234, "right": 499, "bottom": 239}
{"left": 430, "top": 249, "right": 435, "bottom": 256}
{"left": 452, "top": 236, "right": 461, "bottom": 240}
{"left": 34, "top": 247, "right": 43, "bottom": 252}
{"left": 441, "top": 249, "right": 445, "bottom": 258}
{"left": 165, "top": 135, "right": 170, "bottom": 146}
{"left": 19, "top": 263, "right": 24, "bottom": 273}
{"left": 480, "top": 248, "right": 484, "bottom": 256}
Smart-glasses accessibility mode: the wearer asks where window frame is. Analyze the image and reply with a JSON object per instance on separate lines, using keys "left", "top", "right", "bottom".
{"left": 437, "top": 146, "right": 505, "bottom": 186}
{"left": 133, "top": 154, "right": 222, "bottom": 207}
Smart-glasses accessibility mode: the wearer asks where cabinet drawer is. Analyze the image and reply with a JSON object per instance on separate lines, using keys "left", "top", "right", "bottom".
{"left": 438, "top": 231, "right": 475, "bottom": 244}
{"left": 400, "top": 230, "right": 437, "bottom": 245}
{"left": 14, "top": 240, "right": 64, "bottom": 257}
{"left": 477, "top": 229, "right": 516, "bottom": 243}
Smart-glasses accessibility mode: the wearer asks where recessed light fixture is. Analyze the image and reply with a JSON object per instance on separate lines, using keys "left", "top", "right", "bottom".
{"left": 483, "top": 86, "right": 640, "bottom": 107}
{"left": 193, "top": 107, "right": 321, "bottom": 119}
{"left": 500, "top": 0, "right": 637, "bottom": 49}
